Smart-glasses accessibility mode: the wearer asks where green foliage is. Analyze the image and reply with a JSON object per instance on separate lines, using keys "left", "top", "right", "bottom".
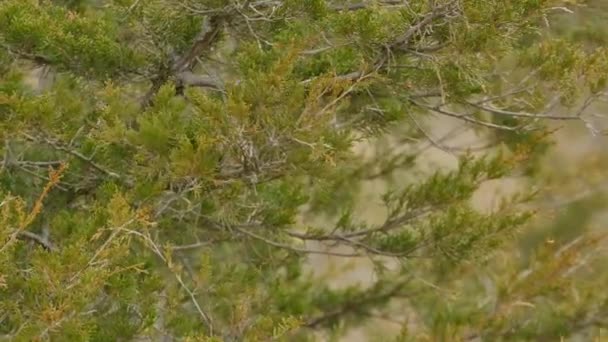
{"left": 1, "top": 0, "right": 607, "bottom": 341}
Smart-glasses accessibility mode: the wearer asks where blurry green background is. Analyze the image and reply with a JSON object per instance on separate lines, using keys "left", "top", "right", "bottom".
{"left": 304, "top": 2, "right": 608, "bottom": 340}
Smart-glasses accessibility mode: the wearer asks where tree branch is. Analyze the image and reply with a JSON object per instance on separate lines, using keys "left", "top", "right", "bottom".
{"left": 329, "top": 0, "right": 406, "bottom": 11}
{"left": 409, "top": 101, "right": 524, "bottom": 131}
{"left": 234, "top": 226, "right": 363, "bottom": 257}
{"left": 141, "top": 15, "right": 225, "bottom": 108}
{"left": 391, "top": 1, "right": 459, "bottom": 48}
{"left": 21, "top": 132, "right": 124, "bottom": 181}
{"left": 467, "top": 101, "right": 583, "bottom": 120}
{"left": 173, "top": 16, "right": 225, "bottom": 73}
{"left": 17, "top": 230, "right": 55, "bottom": 251}
{"left": 176, "top": 71, "right": 223, "bottom": 91}
{"left": 0, "top": 43, "right": 53, "bottom": 66}
{"left": 304, "top": 279, "right": 411, "bottom": 328}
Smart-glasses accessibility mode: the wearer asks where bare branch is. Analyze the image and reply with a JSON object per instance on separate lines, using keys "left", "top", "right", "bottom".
{"left": 0, "top": 42, "right": 52, "bottom": 66}
{"left": 142, "top": 14, "right": 226, "bottom": 108}
{"left": 14, "top": 160, "right": 64, "bottom": 167}
{"left": 392, "top": 1, "right": 459, "bottom": 48}
{"left": 234, "top": 226, "right": 364, "bottom": 257}
{"left": 329, "top": 0, "right": 406, "bottom": 11}
{"left": 410, "top": 101, "right": 524, "bottom": 131}
{"left": 467, "top": 101, "right": 584, "bottom": 120}
{"left": 176, "top": 71, "right": 223, "bottom": 91}
{"left": 21, "top": 132, "right": 124, "bottom": 181}
{"left": 173, "top": 16, "right": 225, "bottom": 73}
{"left": 17, "top": 230, "right": 55, "bottom": 251}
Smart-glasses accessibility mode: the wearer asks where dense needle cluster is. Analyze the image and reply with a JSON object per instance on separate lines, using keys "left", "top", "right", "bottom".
{"left": 1, "top": 0, "right": 608, "bottom": 341}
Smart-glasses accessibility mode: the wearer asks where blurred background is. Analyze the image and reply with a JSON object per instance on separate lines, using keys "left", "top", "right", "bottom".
{"left": 299, "top": 1, "right": 608, "bottom": 340}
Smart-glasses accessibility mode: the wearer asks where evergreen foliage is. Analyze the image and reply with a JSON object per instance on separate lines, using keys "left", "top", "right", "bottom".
{"left": 1, "top": 0, "right": 607, "bottom": 340}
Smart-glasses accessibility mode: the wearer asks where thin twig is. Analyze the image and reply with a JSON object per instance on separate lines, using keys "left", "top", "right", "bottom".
{"left": 21, "top": 132, "right": 123, "bottom": 180}
{"left": 235, "top": 227, "right": 364, "bottom": 257}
